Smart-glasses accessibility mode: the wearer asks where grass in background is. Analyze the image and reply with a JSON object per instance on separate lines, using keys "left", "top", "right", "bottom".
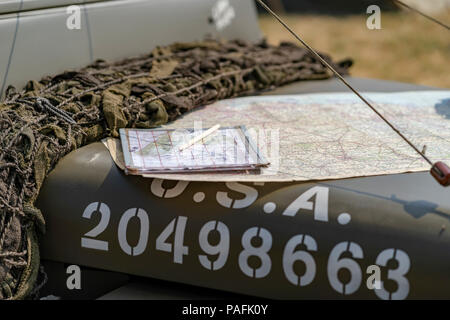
{"left": 259, "top": 11, "right": 450, "bottom": 88}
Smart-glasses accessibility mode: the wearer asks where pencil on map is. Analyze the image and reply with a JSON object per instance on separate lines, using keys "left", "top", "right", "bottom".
{"left": 179, "top": 124, "right": 221, "bottom": 151}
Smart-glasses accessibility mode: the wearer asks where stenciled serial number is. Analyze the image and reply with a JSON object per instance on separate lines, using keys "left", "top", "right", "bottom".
{"left": 80, "top": 183, "right": 411, "bottom": 300}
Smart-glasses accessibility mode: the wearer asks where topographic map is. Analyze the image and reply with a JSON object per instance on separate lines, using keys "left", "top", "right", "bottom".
{"left": 106, "top": 91, "right": 450, "bottom": 182}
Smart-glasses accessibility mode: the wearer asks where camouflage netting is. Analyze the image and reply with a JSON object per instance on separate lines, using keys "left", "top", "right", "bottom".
{"left": 0, "top": 39, "right": 351, "bottom": 299}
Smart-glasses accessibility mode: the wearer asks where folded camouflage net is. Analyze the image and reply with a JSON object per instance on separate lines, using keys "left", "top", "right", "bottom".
{"left": 0, "top": 39, "right": 351, "bottom": 299}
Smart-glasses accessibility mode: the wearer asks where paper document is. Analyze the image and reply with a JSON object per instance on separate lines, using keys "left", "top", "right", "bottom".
{"left": 119, "top": 126, "right": 269, "bottom": 174}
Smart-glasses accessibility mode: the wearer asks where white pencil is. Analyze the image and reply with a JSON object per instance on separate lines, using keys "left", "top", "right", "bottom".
{"left": 179, "top": 124, "right": 221, "bottom": 152}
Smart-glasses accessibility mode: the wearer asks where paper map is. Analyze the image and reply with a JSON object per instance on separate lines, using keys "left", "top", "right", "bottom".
{"left": 119, "top": 126, "right": 268, "bottom": 173}
{"left": 105, "top": 91, "right": 450, "bottom": 182}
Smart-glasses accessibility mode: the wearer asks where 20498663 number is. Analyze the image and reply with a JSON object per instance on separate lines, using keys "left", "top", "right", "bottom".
{"left": 81, "top": 202, "right": 411, "bottom": 300}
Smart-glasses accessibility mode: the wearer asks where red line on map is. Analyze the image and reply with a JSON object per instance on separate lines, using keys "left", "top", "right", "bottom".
{"left": 150, "top": 130, "right": 165, "bottom": 169}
